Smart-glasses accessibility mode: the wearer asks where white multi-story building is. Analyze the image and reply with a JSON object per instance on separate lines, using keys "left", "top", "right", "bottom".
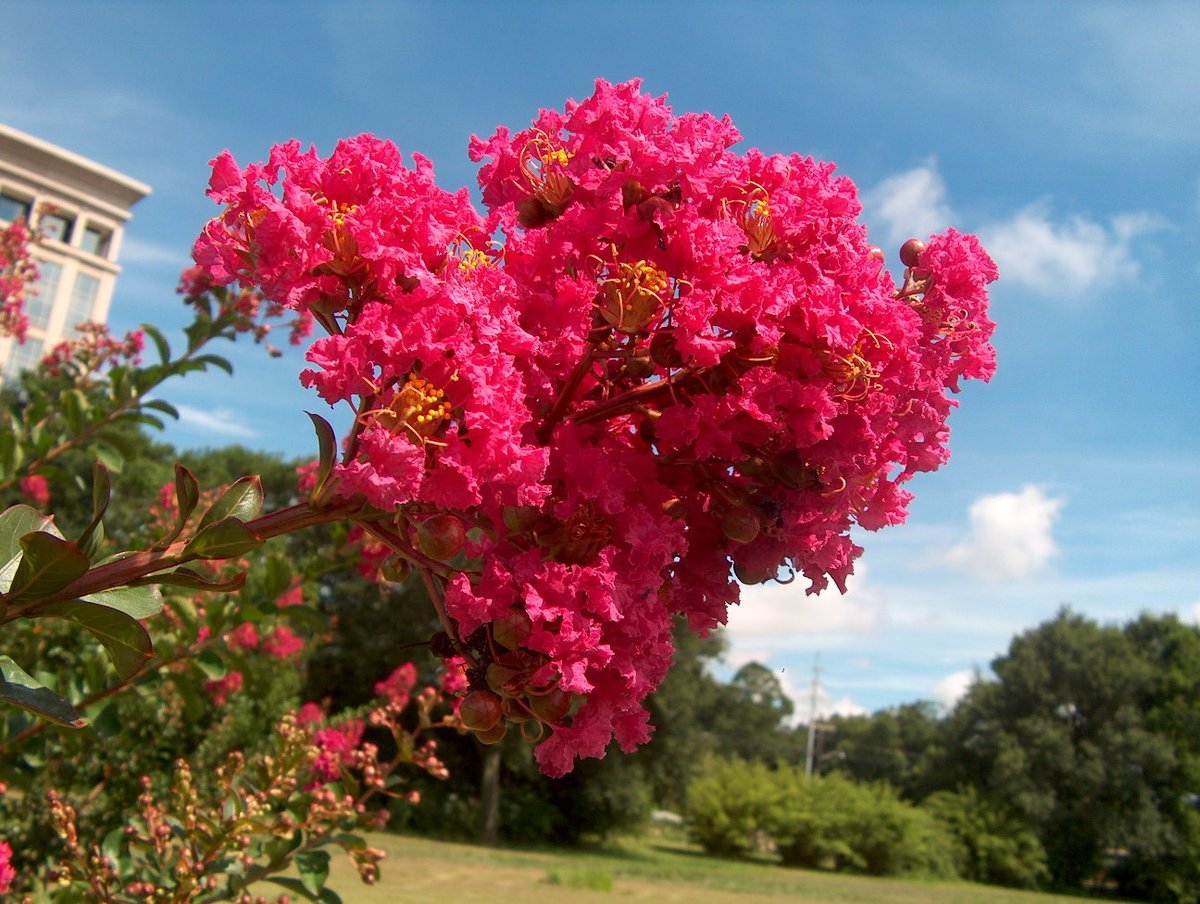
{"left": 0, "top": 123, "right": 150, "bottom": 382}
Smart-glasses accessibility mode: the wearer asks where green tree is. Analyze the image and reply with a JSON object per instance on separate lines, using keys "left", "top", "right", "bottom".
{"left": 938, "top": 609, "right": 1200, "bottom": 900}
{"left": 822, "top": 700, "right": 943, "bottom": 799}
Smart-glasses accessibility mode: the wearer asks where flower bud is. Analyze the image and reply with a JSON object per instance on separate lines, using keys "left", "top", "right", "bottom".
{"left": 649, "top": 329, "right": 683, "bottom": 368}
{"left": 493, "top": 607, "right": 533, "bottom": 651}
{"left": 624, "top": 354, "right": 655, "bottom": 379}
{"left": 868, "top": 245, "right": 885, "bottom": 263}
{"left": 899, "top": 238, "right": 925, "bottom": 269}
{"left": 416, "top": 513, "right": 466, "bottom": 561}
{"left": 661, "top": 497, "right": 686, "bottom": 519}
{"left": 721, "top": 507, "right": 761, "bottom": 544}
{"left": 475, "top": 720, "right": 508, "bottom": 745}
{"left": 528, "top": 687, "right": 573, "bottom": 723}
{"left": 379, "top": 554, "right": 411, "bottom": 583}
{"left": 459, "top": 690, "right": 503, "bottom": 732}
{"left": 733, "top": 560, "right": 776, "bottom": 585}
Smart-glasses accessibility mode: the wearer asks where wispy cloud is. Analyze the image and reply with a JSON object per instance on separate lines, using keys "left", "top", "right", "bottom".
{"left": 933, "top": 485, "right": 1064, "bottom": 581}
{"left": 933, "top": 668, "right": 975, "bottom": 710}
{"left": 861, "top": 160, "right": 955, "bottom": 251}
{"left": 120, "top": 236, "right": 190, "bottom": 270}
{"left": 862, "top": 161, "right": 1161, "bottom": 298}
{"left": 176, "top": 404, "right": 258, "bottom": 439}
{"left": 728, "top": 565, "right": 883, "bottom": 646}
{"left": 981, "top": 208, "right": 1159, "bottom": 297}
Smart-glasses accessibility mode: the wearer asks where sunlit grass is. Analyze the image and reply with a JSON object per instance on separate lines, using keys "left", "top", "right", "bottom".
{"left": 270, "top": 831, "right": 1104, "bottom": 904}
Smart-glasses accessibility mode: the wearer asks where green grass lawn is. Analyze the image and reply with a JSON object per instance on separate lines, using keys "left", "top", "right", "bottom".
{"left": 271, "top": 832, "right": 1101, "bottom": 904}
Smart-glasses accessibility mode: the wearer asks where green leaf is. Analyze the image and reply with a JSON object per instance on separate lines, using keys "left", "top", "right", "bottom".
{"left": 79, "top": 520, "right": 106, "bottom": 560}
{"left": 183, "top": 517, "right": 263, "bottom": 560}
{"left": 294, "top": 849, "right": 332, "bottom": 897}
{"left": 6, "top": 532, "right": 91, "bottom": 601}
{"left": 77, "top": 460, "right": 111, "bottom": 555}
{"left": 0, "top": 504, "right": 56, "bottom": 563}
{"left": 0, "top": 428, "right": 22, "bottom": 480}
{"left": 93, "top": 441, "right": 123, "bottom": 473}
{"left": 39, "top": 600, "right": 153, "bottom": 680}
{"left": 198, "top": 476, "right": 264, "bottom": 530}
{"left": 194, "top": 649, "right": 226, "bottom": 680}
{"left": 62, "top": 389, "right": 89, "bottom": 432}
{"left": 307, "top": 412, "right": 337, "bottom": 498}
{"left": 266, "top": 877, "right": 343, "bottom": 904}
{"left": 142, "top": 323, "right": 171, "bottom": 364}
{"left": 143, "top": 398, "right": 180, "bottom": 420}
{"left": 194, "top": 353, "right": 234, "bottom": 376}
{"left": 0, "top": 655, "right": 86, "bottom": 727}
{"left": 131, "top": 567, "right": 246, "bottom": 593}
{"left": 175, "top": 463, "right": 200, "bottom": 521}
{"left": 82, "top": 583, "right": 164, "bottom": 620}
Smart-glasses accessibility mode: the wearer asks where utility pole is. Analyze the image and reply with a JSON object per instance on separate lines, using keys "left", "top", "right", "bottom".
{"left": 804, "top": 652, "right": 821, "bottom": 778}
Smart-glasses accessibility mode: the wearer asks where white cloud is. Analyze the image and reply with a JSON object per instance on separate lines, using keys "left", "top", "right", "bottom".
{"left": 932, "top": 669, "right": 975, "bottom": 710}
{"left": 176, "top": 404, "right": 258, "bottom": 439}
{"left": 726, "top": 565, "right": 884, "bottom": 645}
{"left": 863, "top": 160, "right": 1160, "bottom": 298}
{"left": 120, "top": 236, "right": 190, "bottom": 270}
{"left": 981, "top": 208, "right": 1159, "bottom": 297}
{"left": 936, "top": 485, "right": 1064, "bottom": 581}
{"left": 861, "top": 160, "right": 955, "bottom": 251}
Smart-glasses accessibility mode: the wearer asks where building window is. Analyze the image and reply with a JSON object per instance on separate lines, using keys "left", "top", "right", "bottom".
{"left": 4, "top": 337, "right": 44, "bottom": 382}
{"left": 38, "top": 210, "right": 74, "bottom": 244}
{"left": 80, "top": 224, "right": 112, "bottom": 258}
{"left": 0, "top": 191, "right": 32, "bottom": 224}
{"left": 66, "top": 271, "right": 101, "bottom": 332}
{"left": 25, "top": 260, "right": 63, "bottom": 330}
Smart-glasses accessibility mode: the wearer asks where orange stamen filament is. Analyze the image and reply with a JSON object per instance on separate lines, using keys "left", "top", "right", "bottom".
{"left": 597, "top": 260, "right": 671, "bottom": 334}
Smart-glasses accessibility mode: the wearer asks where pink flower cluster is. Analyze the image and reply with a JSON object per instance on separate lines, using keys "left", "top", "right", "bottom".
{"left": 0, "top": 218, "right": 36, "bottom": 343}
{"left": 191, "top": 80, "right": 997, "bottom": 775}
{"left": 0, "top": 839, "right": 13, "bottom": 894}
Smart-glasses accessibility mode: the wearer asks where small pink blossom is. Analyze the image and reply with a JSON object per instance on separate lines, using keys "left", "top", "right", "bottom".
{"left": 0, "top": 839, "right": 13, "bottom": 894}
{"left": 204, "top": 671, "right": 243, "bottom": 706}
{"left": 262, "top": 625, "right": 305, "bottom": 660}
{"left": 275, "top": 578, "right": 305, "bottom": 608}
{"left": 20, "top": 474, "right": 49, "bottom": 508}
{"left": 225, "top": 622, "right": 259, "bottom": 652}
{"left": 312, "top": 719, "right": 364, "bottom": 782}
{"left": 374, "top": 662, "right": 417, "bottom": 706}
{"left": 297, "top": 701, "right": 325, "bottom": 726}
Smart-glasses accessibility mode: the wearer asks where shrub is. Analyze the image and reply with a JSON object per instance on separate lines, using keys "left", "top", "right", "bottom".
{"left": 923, "top": 787, "right": 1049, "bottom": 888}
{"left": 687, "top": 757, "right": 777, "bottom": 857}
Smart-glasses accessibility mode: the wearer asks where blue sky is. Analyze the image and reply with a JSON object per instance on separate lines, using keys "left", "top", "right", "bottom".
{"left": 3, "top": 1, "right": 1197, "bottom": 719}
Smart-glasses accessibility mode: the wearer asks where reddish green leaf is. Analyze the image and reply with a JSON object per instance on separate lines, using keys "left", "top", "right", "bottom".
{"left": 198, "top": 476, "right": 264, "bottom": 530}
{"left": 131, "top": 567, "right": 246, "bottom": 593}
{"left": 39, "top": 600, "right": 153, "bottom": 680}
{"left": 82, "top": 583, "right": 164, "bottom": 620}
{"left": 183, "top": 517, "right": 263, "bottom": 560}
{"left": 0, "top": 655, "right": 86, "bottom": 727}
{"left": 307, "top": 412, "right": 337, "bottom": 498}
{"left": 6, "top": 532, "right": 91, "bottom": 602}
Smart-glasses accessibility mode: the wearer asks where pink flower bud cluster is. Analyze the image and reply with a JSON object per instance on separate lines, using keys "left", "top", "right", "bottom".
{"left": 0, "top": 217, "right": 36, "bottom": 343}
{"left": 191, "top": 79, "right": 997, "bottom": 775}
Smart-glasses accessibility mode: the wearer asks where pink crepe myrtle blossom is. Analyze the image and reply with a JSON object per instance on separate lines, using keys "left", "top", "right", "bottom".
{"left": 20, "top": 474, "right": 49, "bottom": 509}
{"left": 225, "top": 621, "right": 259, "bottom": 652}
{"left": 262, "top": 624, "right": 305, "bottom": 660}
{"left": 0, "top": 840, "right": 13, "bottom": 894}
{"left": 374, "top": 662, "right": 418, "bottom": 707}
{"left": 0, "top": 218, "right": 36, "bottom": 343}
{"left": 191, "top": 79, "right": 997, "bottom": 776}
{"left": 311, "top": 719, "right": 365, "bottom": 783}
{"left": 203, "top": 671, "right": 243, "bottom": 706}
{"left": 275, "top": 577, "right": 305, "bottom": 608}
